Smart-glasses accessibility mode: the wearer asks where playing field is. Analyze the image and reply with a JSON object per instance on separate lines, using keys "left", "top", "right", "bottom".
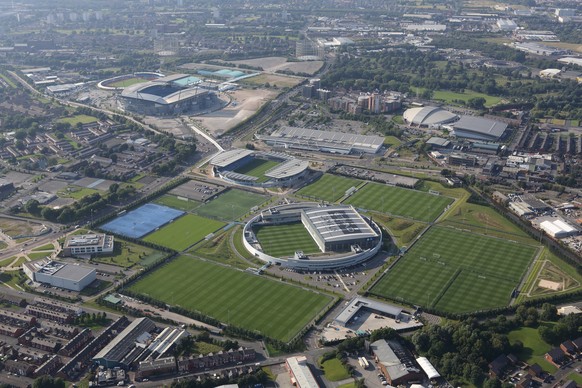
{"left": 109, "top": 77, "right": 148, "bottom": 88}
{"left": 143, "top": 214, "right": 225, "bottom": 251}
{"left": 370, "top": 226, "right": 538, "bottom": 313}
{"left": 154, "top": 195, "right": 201, "bottom": 212}
{"left": 296, "top": 174, "right": 361, "bottom": 202}
{"left": 195, "top": 189, "right": 267, "bottom": 221}
{"left": 254, "top": 223, "right": 321, "bottom": 257}
{"left": 344, "top": 183, "right": 453, "bottom": 222}
{"left": 234, "top": 159, "right": 280, "bottom": 182}
{"left": 129, "top": 256, "right": 333, "bottom": 342}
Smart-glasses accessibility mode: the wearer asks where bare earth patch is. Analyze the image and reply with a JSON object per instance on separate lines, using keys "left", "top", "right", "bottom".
{"left": 196, "top": 88, "right": 278, "bottom": 136}
{"left": 229, "top": 56, "right": 324, "bottom": 75}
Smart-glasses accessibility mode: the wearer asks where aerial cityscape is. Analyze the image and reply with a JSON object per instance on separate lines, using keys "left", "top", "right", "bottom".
{"left": 0, "top": 0, "right": 581, "bottom": 387}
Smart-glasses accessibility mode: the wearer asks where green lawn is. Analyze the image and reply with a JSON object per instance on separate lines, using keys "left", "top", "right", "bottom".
{"left": 58, "top": 114, "right": 99, "bottom": 125}
{"left": 370, "top": 226, "right": 537, "bottom": 313}
{"left": 57, "top": 186, "right": 101, "bottom": 200}
{"left": 0, "top": 257, "right": 18, "bottom": 267}
{"left": 31, "top": 243, "right": 54, "bottom": 252}
{"left": 441, "top": 202, "right": 532, "bottom": 244}
{"left": 93, "top": 240, "right": 166, "bottom": 268}
{"left": 154, "top": 195, "right": 202, "bottom": 212}
{"left": 27, "top": 252, "right": 50, "bottom": 260}
{"left": 384, "top": 135, "right": 402, "bottom": 147}
{"left": 254, "top": 223, "right": 321, "bottom": 257}
{"left": 508, "top": 326, "right": 557, "bottom": 373}
{"left": 296, "top": 174, "right": 361, "bottom": 202}
{"left": 344, "top": 182, "right": 453, "bottom": 222}
{"left": 370, "top": 213, "right": 426, "bottom": 247}
{"left": 321, "top": 358, "right": 350, "bottom": 382}
{"left": 234, "top": 159, "right": 280, "bottom": 183}
{"left": 195, "top": 189, "right": 267, "bottom": 221}
{"left": 129, "top": 256, "right": 333, "bottom": 342}
{"left": 432, "top": 89, "right": 503, "bottom": 107}
{"left": 109, "top": 77, "right": 147, "bottom": 88}
{"left": 0, "top": 74, "right": 16, "bottom": 88}
{"left": 144, "top": 214, "right": 226, "bottom": 251}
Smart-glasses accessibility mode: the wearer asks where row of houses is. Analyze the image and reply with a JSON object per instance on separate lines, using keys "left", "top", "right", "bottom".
{"left": 545, "top": 337, "right": 582, "bottom": 367}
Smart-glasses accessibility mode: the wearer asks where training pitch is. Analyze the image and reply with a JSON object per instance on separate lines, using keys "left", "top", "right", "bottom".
{"left": 370, "top": 226, "right": 538, "bottom": 313}
{"left": 254, "top": 223, "right": 321, "bottom": 257}
{"left": 296, "top": 174, "right": 361, "bottom": 203}
{"left": 344, "top": 182, "right": 453, "bottom": 222}
{"left": 195, "top": 189, "right": 267, "bottom": 221}
{"left": 129, "top": 256, "right": 333, "bottom": 342}
{"left": 144, "top": 214, "right": 226, "bottom": 251}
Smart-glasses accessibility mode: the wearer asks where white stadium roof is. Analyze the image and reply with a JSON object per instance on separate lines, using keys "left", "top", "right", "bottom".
{"left": 303, "top": 206, "right": 378, "bottom": 244}
{"left": 265, "top": 159, "right": 309, "bottom": 179}
{"left": 210, "top": 149, "right": 254, "bottom": 168}
{"left": 403, "top": 106, "right": 458, "bottom": 126}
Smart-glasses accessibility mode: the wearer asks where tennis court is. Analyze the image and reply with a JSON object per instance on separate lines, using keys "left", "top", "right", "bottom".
{"left": 101, "top": 203, "right": 184, "bottom": 238}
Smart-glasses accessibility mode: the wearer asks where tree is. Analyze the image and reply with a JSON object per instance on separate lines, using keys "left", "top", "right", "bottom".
{"left": 468, "top": 97, "right": 486, "bottom": 110}
{"left": 541, "top": 303, "right": 558, "bottom": 321}
{"left": 25, "top": 199, "right": 41, "bottom": 216}
{"left": 109, "top": 183, "right": 120, "bottom": 194}
{"left": 33, "top": 376, "right": 65, "bottom": 388}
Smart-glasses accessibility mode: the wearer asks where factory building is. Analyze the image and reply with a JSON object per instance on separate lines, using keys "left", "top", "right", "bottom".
{"left": 23, "top": 259, "right": 96, "bottom": 292}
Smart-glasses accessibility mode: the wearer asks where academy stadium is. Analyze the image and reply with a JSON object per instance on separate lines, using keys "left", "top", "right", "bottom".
{"left": 210, "top": 149, "right": 310, "bottom": 188}
{"left": 118, "top": 74, "right": 218, "bottom": 116}
{"left": 243, "top": 203, "right": 382, "bottom": 270}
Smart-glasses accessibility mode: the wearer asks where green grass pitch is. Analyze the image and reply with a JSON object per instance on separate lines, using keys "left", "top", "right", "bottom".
{"left": 254, "top": 223, "right": 321, "bottom": 257}
{"left": 154, "top": 195, "right": 202, "bottom": 212}
{"left": 234, "top": 159, "right": 280, "bottom": 182}
{"left": 129, "top": 256, "right": 333, "bottom": 342}
{"left": 296, "top": 174, "right": 361, "bottom": 202}
{"left": 370, "top": 226, "right": 538, "bottom": 313}
{"left": 109, "top": 77, "right": 147, "bottom": 88}
{"left": 195, "top": 189, "right": 268, "bottom": 221}
{"left": 144, "top": 214, "right": 225, "bottom": 251}
{"left": 344, "top": 182, "right": 453, "bottom": 222}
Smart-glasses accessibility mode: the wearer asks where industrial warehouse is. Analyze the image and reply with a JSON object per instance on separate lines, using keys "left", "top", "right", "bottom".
{"left": 210, "top": 148, "right": 310, "bottom": 188}
{"left": 257, "top": 126, "right": 385, "bottom": 155}
{"left": 243, "top": 203, "right": 382, "bottom": 270}
{"left": 23, "top": 259, "right": 96, "bottom": 292}
{"left": 118, "top": 74, "right": 219, "bottom": 116}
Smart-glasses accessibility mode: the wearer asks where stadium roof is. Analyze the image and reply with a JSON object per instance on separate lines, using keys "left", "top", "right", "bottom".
{"left": 210, "top": 149, "right": 254, "bottom": 168}
{"left": 264, "top": 126, "right": 384, "bottom": 154}
{"left": 302, "top": 206, "right": 378, "bottom": 244}
{"left": 448, "top": 116, "right": 508, "bottom": 141}
{"left": 121, "top": 82, "right": 209, "bottom": 105}
{"left": 335, "top": 297, "right": 402, "bottom": 326}
{"left": 403, "top": 106, "right": 458, "bottom": 126}
{"left": 265, "top": 159, "right": 309, "bottom": 179}
{"left": 416, "top": 357, "right": 441, "bottom": 379}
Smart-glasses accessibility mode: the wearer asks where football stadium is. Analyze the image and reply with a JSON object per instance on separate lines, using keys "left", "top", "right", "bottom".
{"left": 243, "top": 203, "right": 382, "bottom": 270}
{"left": 118, "top": 74, "right": 219, "bottom": 116}
{"left": 210, "top": 149, "right": 309, "bottom": 188}
{"left": 97, "top": 72, "right": 164, "bottom": 91}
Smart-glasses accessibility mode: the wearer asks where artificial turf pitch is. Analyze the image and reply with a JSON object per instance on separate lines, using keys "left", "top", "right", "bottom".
{"left": 254, "top": 223, "right": 321, "bottom": 257}
{"left": 296, "top": 174, "right": 361, "bottom": 202}
{"left": 129, "top": 256, "right": 333, "bottom": 342}
{"left": 370, "top": 226, "right": 538, "bottom": 313}
{"left": 144, "top": 214, "right": 226, "bottom": 251}
{"left": 344, "top": 182, "right": 453, "bottom": 222}
{"left": 195, "top": 189, "right": 267, "bottom": 221}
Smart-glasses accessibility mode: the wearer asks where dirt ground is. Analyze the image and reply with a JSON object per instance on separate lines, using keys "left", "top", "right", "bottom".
{"left": 229, "top": 56, "right": 324, "bottom": 75}
{"left": 195, "top": 88, "right": 278, "bottom": 136}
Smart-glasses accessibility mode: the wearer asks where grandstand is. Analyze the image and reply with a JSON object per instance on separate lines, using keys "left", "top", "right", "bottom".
{"left": 210, "top": 148, "right": 309, "bottom": 188}
{"left": 118, "top": 74, "right": 218, "bottom": 116}
{"left": 257, "top": 126, "right": 384, "bottom": 155}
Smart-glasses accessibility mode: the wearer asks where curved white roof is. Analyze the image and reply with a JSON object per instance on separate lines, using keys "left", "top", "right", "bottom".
{"left": 403, "top": 106, "right": 458, "bottom": 126}
{"left": 416, "top": 357, "right": 440, "bottom": 380}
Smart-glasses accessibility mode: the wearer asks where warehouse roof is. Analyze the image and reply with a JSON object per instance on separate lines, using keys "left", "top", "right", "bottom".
{"left": 370, "top": 340, "right": 420, "bottom": 381}
{"left": 286, "top": 356, "right": 319, "bottom": 388}
{"left": 93, "top": 317, "right": 156, "bottom": 365}
{"left": 449, "top": 116, "right": 508, "bottom": 140}
{"left": 416, "top": 357, "right": 440, "bottom": 379}
{"left": 51, "top": 264, "right": 95, "bottom": 282}
{"left": 426, "top": 137, "right": 451, "bottom": 147}
{"left": 302, "top": 206, "right": 378, "bottom": 243}
{"left": 335, "top": 297, "right": 402, "bottom": 326}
